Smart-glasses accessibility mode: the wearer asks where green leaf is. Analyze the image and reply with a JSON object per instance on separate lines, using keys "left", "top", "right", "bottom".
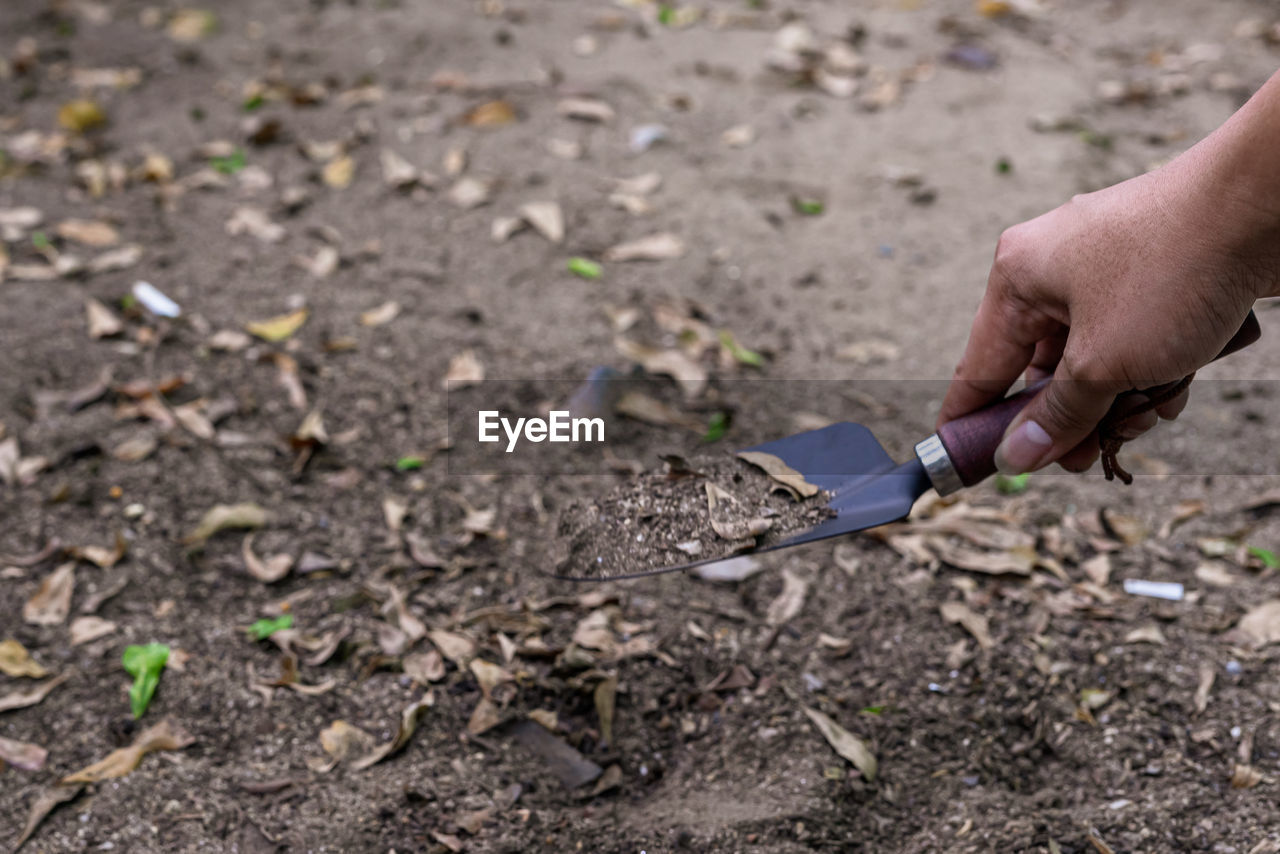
{"left": 395, "top": 455, "right": 426, "bottom": 471}
{"left": 860, "top": 705, "right": 886, "bottom": 716}
{"left": 120, "top": 293, "right": 137, "bottom": 310}
{"left": 567, "top": 257, "right": 602, "bottom": 279}
{"left": 702, "top": 411, "right": 729, "bottom": 443}
{"left": 248, "top": 614, "right": 293, "bottom": 641}
{"left": 31, "top": 231, "right": 50, "bottom": 250}
{"left": 1248, "top": 546, "right": 1280, "bottom": 569}
{"left": 718, "top": 330, "right": 764, "bottom": 367}
{"left": 995, "top": 157, "right": 1012, "bottom": 174}
{"left": 210, "top": 147, "right": 247, "bottom": 175}
{"left": 994, "top": 473, "right": 1030, "bottom": 494}
{"left": 791, "top": 197, "right": 824, "bottom": 216}
{"left": 122, "top": 643, "right": 169, "bottom": 719}
{"left": 242, "top": 93, "right": 265, "bottom": 112}
{"left": 657, "top": 3, "right": 675, "bottom": 25}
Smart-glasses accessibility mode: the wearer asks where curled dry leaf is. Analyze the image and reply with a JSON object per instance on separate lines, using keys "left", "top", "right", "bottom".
{"left": 737, "top": 451, "right": 819, "bottom": 499}
{"left": 70, "top": 615, "right": 117, "bottom": 646}
{"left": 447, "top": 176, "right": 494, "bottom": 210}
{"left": 557, "top": 97, "right": 615, "bottom": 123}
{"left": 88, "top": 244, "right": 143, "bottom": 274}
{"left": 360, "top": 300, "right": 400, "bottom": 327}
{"left": 322, "top": 155, "right": 355, "bottom": 189}
{"left": 1230, "top": 600, "right": 1280, "bottom": 648}
{"left": 85, "top": 298, "right": 124, "bottom": 338}
{"left": 403, "top": 649, "right": 446, "bottom": 683}
{"left": 57, "top": 219, "right": 119, "bottom": 247}
{"left": 242, "top": 534, "right": 292, "bottom": 583}
{"left": 1232, "top": 763, "right": 1263, "bottom": 789}
{"left": 13, "top": 784, "right": 84, "bottom": 853}
{"left": 463, "top": 99, "right": 517, "bottom": 127}
{"left": 184, "top": 502, "right": 268, "bottom": 545}
{"left": 380, "top": 148, "right": 421, "bottom": 189}
{"left": 69, "top": 532, "right": 128, "bottom": 568}
{"left": 246, "top": 307, "right": 308, "bottom": 342}
{"left": 705, "top": 481, "right": 773, "bottom": 541}
{"left": 614, "top": 338, "right": 706, "bottom": 398}
{"left": 595, "top": 675, "right": 617, "bottom": 745}
{"left": 519, "top": 201, "right": 565, "bottom": 244}
{"left": 765, "top": 568, "right": 809, "bottom": 627}
{"left": 226, "top": 206, "right": 286, "bottom": 243}
{"left": 470, "top": 658, "right": 513, "bottom": 699}
{"left": 62, "top": 718, "right": 195, "bottom": 784}
{"left": 1124, "top": 624, "right": 1166, "bottom": 645}
{"left": 315, "top": 720, "right": 374, "bottom": 771}
{"left": 0, "top": 672, "right": 71, "bottom": 713}
{"left": 0, "top": 735, "right": 48, "bottom": 771}
{"left": 468, "top": 697, "right": 503, "bottom": 735}
{"left": 614, "top": 392, "right": 704, "bottom": 432}
{"left": 351, "top": 695, "right": 434, "bottom": 770}
{"left": 803, "top": 706, "right": 877, "bottom": 781}
{"left": 24, "top": 563, "right": 75, "bottom": 626}
{"left": 0, "top": 639, "right": 49, "bottom": 678}
{"left": 940, "top": 600, "right": 993, "bottom": 649}
{"left": 298, "top": 245, "right": 339, "bottom": 279}
{"left": 442, "top": 350, "right": 485, "bottom": 389}
{"left": 603, "top": 232, "right": 686, "bottom": 262}
{"left": 428, "top": 629, "right": 476, "bottom": 667}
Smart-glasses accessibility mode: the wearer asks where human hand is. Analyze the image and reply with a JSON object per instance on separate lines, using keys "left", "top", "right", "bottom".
{"left": 939, "top": 157, "right": 1276, "bottom": 475}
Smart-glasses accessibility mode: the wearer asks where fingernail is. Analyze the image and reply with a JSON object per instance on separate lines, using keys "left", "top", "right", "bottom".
{"left": 995, "top": 419, "right": 1053, "bottom": 475}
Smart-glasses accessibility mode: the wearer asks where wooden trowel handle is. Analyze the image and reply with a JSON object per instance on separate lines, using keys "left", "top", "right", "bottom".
{"left": 929, "top": 309, "right": 1261, "bottom": 490}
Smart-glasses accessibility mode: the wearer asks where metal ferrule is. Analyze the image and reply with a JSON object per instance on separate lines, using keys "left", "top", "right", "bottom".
{"left": 914, "top": 433, "right": 963, "bottom": 496}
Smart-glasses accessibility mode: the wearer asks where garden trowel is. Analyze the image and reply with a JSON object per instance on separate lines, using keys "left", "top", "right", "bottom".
{"left": 558, "top": 311, "right": 1260, "bottom": 580}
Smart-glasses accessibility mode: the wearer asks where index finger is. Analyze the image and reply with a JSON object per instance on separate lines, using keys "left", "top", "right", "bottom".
{"left": 936, "top": 283, "right": 1058, "bottom": 428}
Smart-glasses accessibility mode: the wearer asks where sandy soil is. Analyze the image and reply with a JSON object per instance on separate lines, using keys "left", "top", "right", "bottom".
{"left": 3, "top": 0, "right": 1280, "bottom": 851}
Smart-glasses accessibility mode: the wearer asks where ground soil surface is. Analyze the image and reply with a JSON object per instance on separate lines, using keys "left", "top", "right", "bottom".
{"left": 4, "top": 1, "right": 1280, "bottom": 852}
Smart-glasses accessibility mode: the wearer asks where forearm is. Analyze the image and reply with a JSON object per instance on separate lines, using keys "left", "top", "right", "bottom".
{"left": 1168, "top": 69, "right": 1280, "bottom": 298}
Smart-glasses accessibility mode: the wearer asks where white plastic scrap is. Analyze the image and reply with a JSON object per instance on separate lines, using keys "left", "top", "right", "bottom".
{"left": 1122, "top": 579, "right": 1184, "bottom": 601}
{"left": 131, "top": 281, "right": 181, "bottom": 318}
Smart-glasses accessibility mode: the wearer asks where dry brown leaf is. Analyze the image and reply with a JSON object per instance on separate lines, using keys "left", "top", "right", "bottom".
{"left": 1124, "top": 624, "right": 1166, "bottom": 645}
{"left": 1193, "top": 663, "right": 1214, "bottom": 715}
{"left": 1100, "top": 508, "right": 1146, "bottom": 546}
{"left": 62, "top": 718, "right": 194, "bottom": 783}
{"left": 940, "top": 600, "right": 993, "bottom": 649}
{"left": 0, "top": 734, "right": 48, "bottom": 770}
{"left": 0, "top": 639, "right": 49, "bottom": 678}
{"left": 463, "top": 99, "right": 517, "bottom": 127}
{"left": 297, "top": 245, "right": 339, "bottom": 279}
{"left": 24, "top": 563, "right": 75, "bottom": 626}
{"left": 111, "top": 433, "right": 158, "bottom": 463}
{"left": 1082, "top": 553, "right": 1112, "bottom": 586}
{"left": 519, "top": 201, "right": 564, "bottom": 244}
{"left": 360, "top": 300, "right": 400, "bottom": 327}
{"left": 184, "top": 502, "right": 268, "bottom": 545}
{"left": 470, "top": 658, "right": 513, "bottom": 699}
{"left": 84, "top": 298, "right": 124, "bottom": 339}
{"left": 442, "top": 350, "right": 485, "bottom": 389}
{"left": 613, "top": 392, "right": 704, "bottom": 432}
{"left": 208, "top": 329, "right": 252, "bottom": 351}
{"left": 1231, "top": 600, "right": 1280, "bottom": 648}
{"left": 467, "top": 696, "right": 503, "bottom": 735}
{"left": 447, "top": 176, "right": 494, "bottom": 209}
{"left": 12, "top": 784, "right": 83, "bottom": 852}
{"left": 1159, "top": 499, "right": 1205, "bottom": 538}
{"left": 351, "top": 695, "right": 434, "bottom": 770}
{"left": 0, "top": 672, "right": 70, "bottom": 712}
{"left": 167, "top": 8, "right": 216, "bottom": 42}
{"left": 226, "top": 206, "right": 285, "bottom": 243}
{"left": 379, "top": 148, "right": 421, "bottom": 189}
{"left": 595, "top": 675, "right": 618, "bottom": 745}
{"left": 428, "top": 629, "right": 476, "bottom": 666}
{"left": 403, "top": 650, "right": 446, "bottom": 684}
{"left": 322, "top": 155, "right": 355, "bottom": 189}
{"left": 69, "top": 615, "right": 117, "bottom": 646}
{"left": 705, "top": 481, "right": 773, "bottom": 541}
{"left": 835, "top": 339, "right": 901, "bottom": 365}
{"left": 242, "top": 534, "right": 292, "bottom": 583}
{"left": 1195, "top": 562, "right": 1241, "bottom": 587}
{"left": 802, "top": 706, "right": 877, "bottom": 780}
{"left": 929, "top": 540, "right": 1035, "bottom": 576}
{"left": 765, "top": 568, "right": 809, "bottom": 627}
{"left": 246, "top": 307, "right": 308, "bottom": 342}
{"left": 1232, "top": 763, "right": 1264, "bottom": 789}
{"left": 614, "top": 338, "right": 706, "bottom": 398}
{"left": 557, "top": 97, "right": 615, "bottom": 123}
{"left": 69, "top": 532, "right": 128, "bottom": 568}
{"left": 58, "top": 99, "right": 107, "bottom": 132}
{"left": 311, "top": 720, "right": 374, "bottom": 772}
{"left": 603, "top": 232, "right": 686, "bottom": 262}
{"left": 58, "top": 219, "right": 119, "bottom": 247}
{"left": 737, "top": 450, "right": 819, "bottom": 498}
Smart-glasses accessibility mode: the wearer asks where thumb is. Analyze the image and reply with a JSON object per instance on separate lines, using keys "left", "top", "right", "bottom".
{"left": 994, "top": 364, "right": 1118, "bottom": 475}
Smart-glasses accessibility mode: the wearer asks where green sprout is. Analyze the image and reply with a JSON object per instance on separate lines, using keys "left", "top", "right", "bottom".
{"left": 248, "top": 614, "right": 293, "bottom": 641}
{"left": 122, "top": 643, "right": 170, "bottom": 719}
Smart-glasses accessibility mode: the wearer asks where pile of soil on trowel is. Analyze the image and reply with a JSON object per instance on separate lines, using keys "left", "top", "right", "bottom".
{"left": 553, "top": 451, "right": 834, "bottom": 579}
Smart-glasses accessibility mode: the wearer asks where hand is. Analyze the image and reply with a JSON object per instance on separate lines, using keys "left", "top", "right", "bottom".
{"left": 939, "top": 159, "right": 1275, "bottom": 475}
